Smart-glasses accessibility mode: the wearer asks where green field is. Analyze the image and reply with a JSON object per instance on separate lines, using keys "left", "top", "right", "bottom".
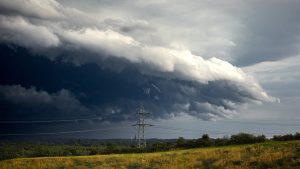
{"left": 1, "top": 141, "right": 300, "bottom": 169}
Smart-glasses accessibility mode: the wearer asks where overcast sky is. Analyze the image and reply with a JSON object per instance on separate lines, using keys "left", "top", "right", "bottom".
{"left": 0, "top": 0, "right": 299, "bottom": 139}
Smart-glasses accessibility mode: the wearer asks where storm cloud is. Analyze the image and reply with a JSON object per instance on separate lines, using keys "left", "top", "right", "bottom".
{"left": 0, "top": 84, "right": 93, "bottom": 120}
{"left": 0, "top": 0, "right": 278, "bottom": 123}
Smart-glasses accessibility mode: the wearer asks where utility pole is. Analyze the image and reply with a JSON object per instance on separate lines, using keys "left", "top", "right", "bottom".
{"left": 132, "top": 103, "right": 153, "bottom": 148}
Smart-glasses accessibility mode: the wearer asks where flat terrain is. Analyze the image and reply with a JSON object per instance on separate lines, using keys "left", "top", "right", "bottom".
{"left": 1, "top": 141, "right": 300, "bottom": 169}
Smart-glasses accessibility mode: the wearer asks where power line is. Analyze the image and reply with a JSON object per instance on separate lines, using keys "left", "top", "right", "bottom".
{"left": 153, "top": 125, "right": 231, "bottom": 135}
{"left": 1, "top": 118, "right": 300, "bottom": 127}
{"left": 0, "top": 117, "right": 104, "bottom": 124}
{"left": 0, "top": 126, "right": 133, "bottom": 136}
{"left": 0, "top": 124, "right": 294, "bottom": 137}
{"left": 152, "top": 125, "right": 295, "bottom": 136}
{"left": 0, "top": 114, "right": 298, "bottom": 137}
{"left": 218, "top": 120, "right": 300, "bottom": 127}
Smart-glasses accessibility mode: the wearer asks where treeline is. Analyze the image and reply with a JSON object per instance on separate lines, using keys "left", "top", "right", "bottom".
{"left": 171, "top": 133, "right": 267, "bottom": 150}
{"left": 272, "top": 132, "right": 300, "bottom": 141}
{"left": 0, "top": 132, "right": 299, "bottom": 161}
{"left": 0, "top": 142, "right": 134, "bottom": 161}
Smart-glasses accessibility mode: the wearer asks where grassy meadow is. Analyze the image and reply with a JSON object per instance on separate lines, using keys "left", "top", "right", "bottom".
{"left": 0, "top": 140, "right": 299, "bottom": 169}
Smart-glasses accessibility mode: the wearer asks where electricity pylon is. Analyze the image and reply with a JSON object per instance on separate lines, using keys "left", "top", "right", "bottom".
{"left": 132, "top": 103, "right": 153, "bottom": 148}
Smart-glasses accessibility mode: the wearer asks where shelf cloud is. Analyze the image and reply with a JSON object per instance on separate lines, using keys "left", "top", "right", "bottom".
{"left": 0, "top": 0, "right": 279, "bottom": 122}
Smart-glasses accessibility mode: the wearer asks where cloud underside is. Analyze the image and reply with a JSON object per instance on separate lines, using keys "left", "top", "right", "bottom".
{"left": 0, "top": 74, "right": 274, "bottom": 121}
{"left": 0, "top": 0, "right": 278, "bottom": 121}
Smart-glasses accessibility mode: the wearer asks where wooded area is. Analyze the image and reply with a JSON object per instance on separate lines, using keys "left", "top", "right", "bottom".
{"left": 1, "top": 132, "right": 299, "bottom": 161}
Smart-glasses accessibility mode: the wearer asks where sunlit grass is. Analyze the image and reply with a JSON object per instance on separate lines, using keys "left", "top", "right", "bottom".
{"left": 1, "top": 140, "right": 300, "bottom": 169}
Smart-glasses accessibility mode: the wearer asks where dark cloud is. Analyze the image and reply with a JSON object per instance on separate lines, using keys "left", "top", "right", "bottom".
{"left": 0, "top": 44, "right": 276, "bottom": 123}
{"left": 0, "top": 85, "right": 92, "bottom": 120}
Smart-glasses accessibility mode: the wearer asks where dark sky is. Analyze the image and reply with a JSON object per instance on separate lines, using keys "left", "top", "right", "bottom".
{"left": 0, "top": 0, "right": 299, "bottom": 139}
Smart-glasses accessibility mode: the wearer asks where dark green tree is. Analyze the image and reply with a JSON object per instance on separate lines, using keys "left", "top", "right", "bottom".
{"left": 176, "top": 137, "right": 187, "bottom": 148}
{"left": 196, "top": 134, "right": 212, "bottom": 147}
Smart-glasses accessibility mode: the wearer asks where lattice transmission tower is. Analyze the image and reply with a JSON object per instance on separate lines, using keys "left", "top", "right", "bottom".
{"left": 132, "top": 103, "right": 153, "bottom": 148}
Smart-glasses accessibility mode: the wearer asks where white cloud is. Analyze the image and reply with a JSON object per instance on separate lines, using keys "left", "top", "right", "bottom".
{"left": 0, "top": 0, "right": 62, "bottom": 19}
{"left": 243, "top": 55, "right": 300, "bottom": 84}
{"left": 192, "top": 102, "right": 237, "bottom": 120}
{"left": 59, "top": 27, "right": 276, "bottom": 103}
{"left": 0, "top": 15, "right": 60, "bottom": 48}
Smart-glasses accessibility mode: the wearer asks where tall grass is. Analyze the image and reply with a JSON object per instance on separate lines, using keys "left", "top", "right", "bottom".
{"left": 1, "top": 141, "right": 300, "bottom": 169}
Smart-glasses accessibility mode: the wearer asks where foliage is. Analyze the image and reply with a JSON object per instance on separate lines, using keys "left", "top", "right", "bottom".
{"left": 273, "top": 132, "right": 300, "bottom": 141}
{"left": 1, "top": 141, "right": 300, "bottom": 169}
{"left": 0, "top": 132, "right": 299, "bottom": 161}
{"left": 230, "top": 133, "right": 266, "bottom": 145}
